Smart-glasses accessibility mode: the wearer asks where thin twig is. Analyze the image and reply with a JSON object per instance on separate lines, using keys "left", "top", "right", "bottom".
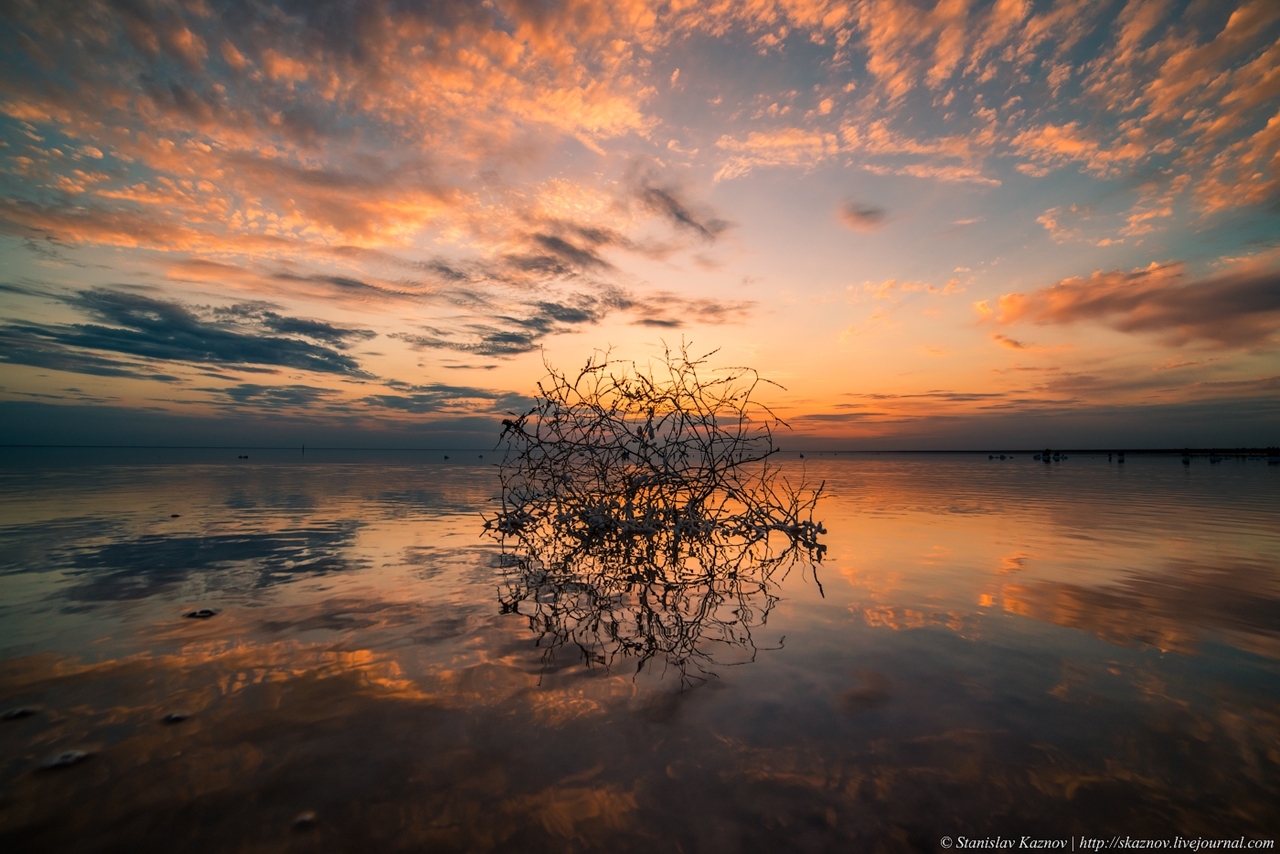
{"left": 485, "top": 342, "right": 826, "bottom": 685}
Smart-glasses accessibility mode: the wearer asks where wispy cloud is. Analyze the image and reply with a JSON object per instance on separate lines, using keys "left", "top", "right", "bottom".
{"left": 362, "top": 383, "right": 530, "bottom": 415}
{"left": 635, "top": 183, "right": 730, "bottom": 240}
{"left": 394, "top": 288, "right": 754, "bottom": 356}
{"left": 839, "top": 202, "right": 888, "bottom": 231}
{"left": 985, "top": 263, "right": 1280, "bottom": 348}
{"left": 1, "top": 0, "right": 1278, "bottom": 446}
{"left": 714, "top": 129, "right": 840, "bottom": 181}
{"left": 218, "top": 384, "right": 338, "bottom": 409}
{"left": 1, "top": 289, "right": 376, "bottom": 378}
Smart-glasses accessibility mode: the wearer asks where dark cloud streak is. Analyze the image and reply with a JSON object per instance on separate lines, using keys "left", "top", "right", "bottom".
{"left": 219, "top": 384, "right": 337, "bottom": 408}
{"left": 0, "top": 289, "right": 377, "bottom": 379}
{"left": 637, "top": 185, "right": 729, "bottom": 241}
{"left": 363, "top": 382, "right": 530, "bottom": 415}
{"left": 0, "top": 324, "right": 183, "bottom": 381}
{"left": 394, "top": 288, "right": 753, "bottom": 357}
{"left": 839, "top": 202, "right": 887, "bottom": 231}
{"left": 997, "top": 264, "right": 1280, "bottom": 348}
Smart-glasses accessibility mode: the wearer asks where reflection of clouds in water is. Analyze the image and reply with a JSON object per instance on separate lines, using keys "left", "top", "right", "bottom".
{"left": 857, "top": 605, "right": 972, "bottom": 634}
{"left": 0, "top": 620, "right": 655, "bottom": 849}
{"left": 999, "top": 559, "right": 1280, "bottom": 657}
{"left": 2, "top": 595, "right": 1278, "bottom": 848}
{"left": 253, "top": 597, "right": 473, "bottom": 641}
{"left": 842, "top": 671, "right": 892, "bottom": 712}
{"left": 1, "top": 457, "right": 1277, "bottom": 847}
{"left": 60, "top": 524, "right": 365, "bottom": 601}
{"left": 850, "top": 555, "right": 1280, "bottom": 658}
{"left": 998, "top": 552, "right": 1030, "bottom": 574}
{"left": 816, "top": 459, "right": 1280, "bottom": 661}
{"left": 505, "top": 783, "right": 637, "bottom": 840}
{"left": 0, "top": 517, "right": 119, "bottom": 574}
{"left": 0, "top": 462, "right": 505, "bottom": 614}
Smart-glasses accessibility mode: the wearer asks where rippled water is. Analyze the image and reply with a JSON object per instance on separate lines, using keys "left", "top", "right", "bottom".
{"left": 1, "top": 449, "right": 1277, "bottom": 851}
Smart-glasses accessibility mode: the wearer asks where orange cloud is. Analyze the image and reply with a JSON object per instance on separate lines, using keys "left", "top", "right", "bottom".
{"left": 1036, "top": 204, "right": 1090, "bottom": 243}
{"left": 992, "top": 333, "right": 1030, "bottom": 350}
{"left": 838, "top": 202, "right": 887, "bottom": 230}
{"left": 1197, "top": 108, "right": 1280, "bottom": 213}
{"left": 847, "top": 120, "right": 1001, "bottom": 185}
{"left": 988, "top": 262, "right": 1280, "bottom": 347}
{"left": 1010, "top": 122, "right": 1147, "bottom": 178}
{"left": 713, "top": 128, "right": 840, "bottom": 180}
{"left": 856, "top": 0, "right": 975, "bottom": 101}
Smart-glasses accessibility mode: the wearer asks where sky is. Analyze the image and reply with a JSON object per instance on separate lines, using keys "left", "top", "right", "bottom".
{"left": 1, "top": 0, "right": 1278, "bottom": 450}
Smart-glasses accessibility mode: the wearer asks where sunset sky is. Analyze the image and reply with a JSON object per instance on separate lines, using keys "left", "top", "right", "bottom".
{"left": 2, "top": 0, "right": 1278, "bottom": 449}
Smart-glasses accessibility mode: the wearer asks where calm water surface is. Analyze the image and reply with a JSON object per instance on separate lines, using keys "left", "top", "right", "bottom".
{"left": 1, "top": 450, "right": 1277, "bottom": 852}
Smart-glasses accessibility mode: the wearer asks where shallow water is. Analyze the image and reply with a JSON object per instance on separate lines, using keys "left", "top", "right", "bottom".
{"left": 1, "top": 449, "right": 1277, "bottom": 852}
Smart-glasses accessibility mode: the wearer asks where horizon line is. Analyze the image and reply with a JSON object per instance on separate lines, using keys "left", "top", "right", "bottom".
{"left": 3, "top": 445, "right": 1276, "bottom": 454}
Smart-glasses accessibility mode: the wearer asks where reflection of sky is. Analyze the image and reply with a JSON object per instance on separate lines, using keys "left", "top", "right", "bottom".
{"left": 2, "top": 1, "right": 1279, "bottom": 448}
{"left": 1, "top": 455, "right": 1278, "bottom": 845}
{"left": 814, "top": 456, "right": 1280, "bottom": 659}
{"left": 0, "top": 454, "right": 499, "bottom": 656}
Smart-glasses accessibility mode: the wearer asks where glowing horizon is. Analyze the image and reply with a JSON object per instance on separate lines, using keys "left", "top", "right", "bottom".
{"left": 1, "top": 0, "right": 1278, "bottom": 449}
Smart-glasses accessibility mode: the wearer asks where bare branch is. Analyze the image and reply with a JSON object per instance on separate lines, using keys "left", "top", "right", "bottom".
{"left": 485, "top": 342, "right": 826, "bottom": 686}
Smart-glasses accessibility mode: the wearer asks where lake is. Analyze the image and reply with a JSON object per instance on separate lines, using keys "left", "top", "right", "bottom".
{"left": 1, "top": 449, "right": 1277, "bottom": 852}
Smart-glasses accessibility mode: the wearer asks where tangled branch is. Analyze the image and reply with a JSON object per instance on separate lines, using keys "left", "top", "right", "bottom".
{"left": 484, "top": 343, "right": 826, "bottom": 684}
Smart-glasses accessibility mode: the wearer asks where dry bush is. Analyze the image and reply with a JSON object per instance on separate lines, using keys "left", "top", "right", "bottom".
{"left": 485, "top": 344, "right": 826, "bottom": 682}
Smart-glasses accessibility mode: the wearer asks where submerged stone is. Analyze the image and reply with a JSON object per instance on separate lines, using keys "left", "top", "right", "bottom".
{"left": 40, "top": 750, "right": 90, "bottom": 769}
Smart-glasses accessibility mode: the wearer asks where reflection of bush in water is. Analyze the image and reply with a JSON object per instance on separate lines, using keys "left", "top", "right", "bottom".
{"left": 485, "top": 344, "right": 826, "bottom": 682}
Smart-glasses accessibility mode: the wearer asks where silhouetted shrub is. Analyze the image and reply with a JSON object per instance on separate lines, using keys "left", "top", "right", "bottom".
{"left": 485, "top": 343, "right": 825, "bottom": 682}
